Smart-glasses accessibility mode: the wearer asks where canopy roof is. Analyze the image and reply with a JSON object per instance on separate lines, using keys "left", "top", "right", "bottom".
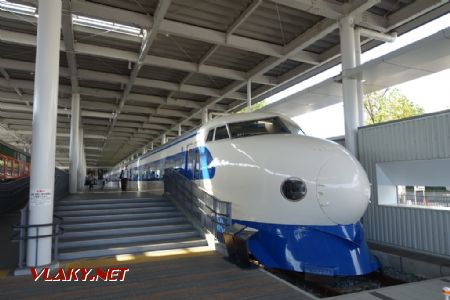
{"left": 0, "top": 0, "right": 448, "bottom": 167}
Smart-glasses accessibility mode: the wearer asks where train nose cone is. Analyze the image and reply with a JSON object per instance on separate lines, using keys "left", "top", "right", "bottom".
{"left": 316, "top": 153, "right": 371, "bottom": 225}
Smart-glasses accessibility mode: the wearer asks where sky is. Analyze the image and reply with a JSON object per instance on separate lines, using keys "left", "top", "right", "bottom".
{"left": 265, "top": 13, "right": 450, "bottom": 138}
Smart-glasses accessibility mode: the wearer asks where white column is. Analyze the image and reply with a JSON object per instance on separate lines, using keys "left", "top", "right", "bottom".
{"left": 247, "top": 80, "right": 252, "bottom": 112}
{"left": 150, "top": 142, "right": 154, "bottom": 150}
{"left": 201, "top": 108, "right": 208, "bottom": 125}
{"left": 161, "top": 133, "right": 166, "bottom": 145}
{"left": 69, "top": 93, "right": 80, "bottom": 193}
{"left": 339, "top": 16, "right": 359, "bottom": 156}
{"left": 354, "top": 29, "right": 364, "bottom": 126}
{"left": 77, "top": 128, "right": 85, "bottom": 190}
{"left": 178, "top": 124, "right": 182, "bottom": 136}
{"left": 27, "top": 0, "right": 62, "bottom": 267}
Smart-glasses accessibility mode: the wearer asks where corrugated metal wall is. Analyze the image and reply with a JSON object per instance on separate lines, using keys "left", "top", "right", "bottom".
{"left": 358, "top": 111, "right": 450, "bottom": 257}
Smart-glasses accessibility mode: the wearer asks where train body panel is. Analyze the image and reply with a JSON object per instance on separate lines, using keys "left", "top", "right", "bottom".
{"left": 110, "top": 112, "right": 379, "bottom": 276}
{"left": 0, "top": 142, "right": 30, "bottom": 180}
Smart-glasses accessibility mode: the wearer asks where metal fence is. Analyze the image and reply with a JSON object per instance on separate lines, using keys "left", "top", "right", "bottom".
{"left": 399, "top": 192, "right": 450, "bottom": 208}
{"left": 358, "top": 110, "right": 450, "bottom": 257}
{"left": 164, "top": 170, "right": 232, "bottom": 243}
{"left": 8, "top": 168, "right": 68, "bottom": 268}
{"left": 11, "top": 206, "right": 64, "bottom": 268}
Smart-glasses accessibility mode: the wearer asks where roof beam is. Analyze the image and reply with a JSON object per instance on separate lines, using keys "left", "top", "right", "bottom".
{"left": 0, "top": 95, "right": 192, "bottom": 125}
{"left": 148, "top": 18, "right": 339, "bottom": 147}
{"left": 270, "top": 0, "right": 386, "bottom": 31}
{"left": 277, "top": 0, "right": 446, "bottom": 86}
{"left": 0, "top": 67, "right": 26, "bottom": 104}
{"left": 77, "top": 69, "right": 244, "bottom": 100}
{"left": 227, "top": 0, "right": 263, "bottom": 38}
{"left": 0, "top": 28, "right": 274, "bottom": 86}
{"left": 0, "top": 58, "right": 227, "bottom": 111}
{"left": 116, "top": 0, "right": 172, "bottom": 115}
{"left": 68, "top": 0, "right": 320, "bottom": 65}
{"left": 270, "top": 0, "right": 343, "bottom": 19}
{"left": 232, "top": 0, "right": 431, "bottom": 112}
{"left": 386, "top": 0, "right": 448, "bottom": 31}
{"left": 61, "top": 0, "right": 79, "bottom": 92}
{"left": 148, "top": 0, "right": 382, "bottom": 146}
{"left": 156, "top": 0, "right": 263, "bottom": 146}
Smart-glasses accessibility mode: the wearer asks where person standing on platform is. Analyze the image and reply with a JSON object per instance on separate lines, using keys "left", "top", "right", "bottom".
{"left": 120, "top": 166, "right": 129, "bottom": 191}
{"left": 88, "top": 173, "right": 94, "bottom": 191}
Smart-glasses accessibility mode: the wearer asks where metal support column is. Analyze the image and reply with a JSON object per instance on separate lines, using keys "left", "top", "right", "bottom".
{"left": 150, "top": 142, "right": 154, "bottom": 150}
{"left": 247, "top": 80, "right": 252, "bottom": 112}
{"left": 69, "top": 93, "right": 80, "bottom": 194}
{"left": 161, "top": 133, "right": 167, "bottom": 145}
{"left": 339, "top": 16, "right": 360, "bottom": 156}
{"left": 27, "top": 0, "right": 62, "bottom": 267}
{"left": 202, "top": 108, "right": 208, "bottom": 125}
{"left": 354, "top": 29, "right": 364, "bottom": 126}
{"left": 178, "top": 124, "right": 182, "bottom": 136}
{"left": 77, "top": 128, "right": 85, "bottom": 191}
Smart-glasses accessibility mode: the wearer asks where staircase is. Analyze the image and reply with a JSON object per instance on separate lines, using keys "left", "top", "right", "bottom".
{"left": 54, "top": 195, "right": 207, "bottom": 261}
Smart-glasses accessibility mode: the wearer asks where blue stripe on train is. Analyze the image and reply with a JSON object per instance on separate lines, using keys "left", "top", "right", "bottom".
{"left": 230, "top": 220, "right": 379, "bottom": 276}
{"left": 130, "top": 146, "right": 215, "bottom": 181}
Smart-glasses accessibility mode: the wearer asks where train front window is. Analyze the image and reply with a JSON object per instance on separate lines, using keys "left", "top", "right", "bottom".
{"left": 214, "top": 126, "right": 229, "bottom": 141}
{"left": 206, "top": 129, "right": 215, "bottom": 142}
{"left": 228, "top": 117, "right": 291, "bottom": 139}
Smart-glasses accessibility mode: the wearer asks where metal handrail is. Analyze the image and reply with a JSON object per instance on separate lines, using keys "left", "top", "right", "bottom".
{"left": 164, "top": 169, "right": 232, "bottom": 243}
{"left": 11, "top": 206, "right": 64, "bottom": 268}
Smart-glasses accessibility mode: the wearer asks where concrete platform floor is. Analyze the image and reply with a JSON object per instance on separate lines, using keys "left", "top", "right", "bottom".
{"left": 0, "top": 250, "right": 313, "bottom": 300}
{"left": 369, "top": 241, "right": 450, "bottom": 279}
{"left": 328, "top": 276, "right": 450, "bottom": 300}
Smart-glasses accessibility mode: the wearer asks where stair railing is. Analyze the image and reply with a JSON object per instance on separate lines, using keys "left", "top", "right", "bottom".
{"left": 11, "top": 205, "right": 64, "bottom": 269}
{"left": 164, "top": 169, "right": 232, "bottom": 243}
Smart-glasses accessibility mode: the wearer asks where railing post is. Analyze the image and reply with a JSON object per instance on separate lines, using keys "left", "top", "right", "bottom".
{"left": 164, "top": 170, "right": 232, "bottom": 243}
{"left": 53, "top": 223, "right": 59, "bottom": 262}
{"left": 17, "top": 207, "right": 27, "bottom": 269}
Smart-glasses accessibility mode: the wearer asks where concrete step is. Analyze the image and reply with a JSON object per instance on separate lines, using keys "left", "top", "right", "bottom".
{"left": 62, "top": 223, "right": 194, "bottom": 239}
{"left": 59, "top": 230, "right": 201, "bottom": 250}
{"left": 55, "top": 206, "right": 176, "bottom": 217}
{"left": 62, "top": 216, "right": 188, "bottom": 231}
{"left": 58, "top": 237, "right": 208, "bottom": 261}
{"left": 56, "top": 197, "right": 166, "bottom": 206}
{"left": 55, "top": 201, "right": 173, "bottom": 211}
{"left": 61, "top": 211, "right": 183, "bottom": 224}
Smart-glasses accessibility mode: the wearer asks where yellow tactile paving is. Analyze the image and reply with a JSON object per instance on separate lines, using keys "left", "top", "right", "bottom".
{"left": 0, "top": 268, "right": 10, "bottom": 279}
{"left": 63, "top": 246, "right": 214, "bottom": 269}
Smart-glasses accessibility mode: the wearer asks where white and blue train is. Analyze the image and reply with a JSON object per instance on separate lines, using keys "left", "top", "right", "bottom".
{"left": 110, "top": 112, "right": 379, "bottom": 276}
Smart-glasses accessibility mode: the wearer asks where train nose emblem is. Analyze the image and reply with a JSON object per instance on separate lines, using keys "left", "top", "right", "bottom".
{"left": 281, "top": 178, "right": 307, "bottom": 201}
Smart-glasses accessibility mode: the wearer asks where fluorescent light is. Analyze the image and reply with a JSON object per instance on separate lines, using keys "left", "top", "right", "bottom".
{"left": 72, "top": 15, "right": 142, "bottom": 37}
{"left": 0, "top": 0, "right": 36, "bottom": 16}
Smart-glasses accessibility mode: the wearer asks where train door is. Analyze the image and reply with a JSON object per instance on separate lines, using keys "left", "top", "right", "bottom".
{"left": 186, "top": 143, "right": 199, "bottom": 180}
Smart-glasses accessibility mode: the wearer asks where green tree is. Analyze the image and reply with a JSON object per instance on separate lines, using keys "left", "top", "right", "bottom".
{"left": 364, "top": 88, "right": 424, "bottom": 125}
{"left": 238, "top": 99, "right": 267, "bottom": 113}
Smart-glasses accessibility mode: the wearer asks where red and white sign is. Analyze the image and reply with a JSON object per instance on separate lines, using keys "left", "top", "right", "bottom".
{"left": 30, "top": 188, "right": 52, "bottom": 207}
{"left": 30, "top": 267, "right": 129, "bottom": 282}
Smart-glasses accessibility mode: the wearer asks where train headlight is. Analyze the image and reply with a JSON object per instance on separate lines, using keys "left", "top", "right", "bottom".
{"left": 281, "top": 178, "right": 307, "bottom": 201}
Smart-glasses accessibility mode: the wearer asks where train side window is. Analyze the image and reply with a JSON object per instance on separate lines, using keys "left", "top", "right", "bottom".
{"left": 206, "top": 129, "right": 215, "bottom": 142}
{"left": 214, "top": 126, "right": 229, "bottom": 141}
{"left": 0, "top": 158, "right": 4, "bottom": 176}
{"left": 13, "top": 161, "right": 19, "bottom": 177}
{"left": 6, "top": 159, "right": 12, "bottom": 176}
